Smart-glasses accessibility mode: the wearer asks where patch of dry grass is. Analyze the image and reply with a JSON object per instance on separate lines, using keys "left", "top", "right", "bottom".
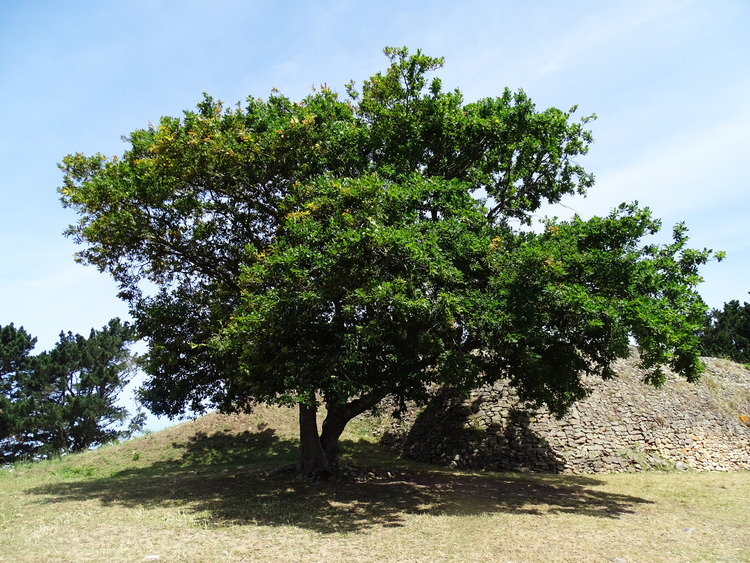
{"left": 1, "top": 405, "right": 748, "bottom": 562}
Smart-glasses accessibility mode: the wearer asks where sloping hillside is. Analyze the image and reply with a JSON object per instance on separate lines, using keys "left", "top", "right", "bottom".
{"left": 2, "top": 371, "right": 750, "bottom": 562}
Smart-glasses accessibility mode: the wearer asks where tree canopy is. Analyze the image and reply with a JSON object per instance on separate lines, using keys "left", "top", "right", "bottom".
{"left": 700, "top": 296, "right": 750, "bottom": 364}
{"left": 59, "top": 47, "right": 719, "bottom": 476}
{"left": 0, "top": 319, "right": 139, "bottom": 462}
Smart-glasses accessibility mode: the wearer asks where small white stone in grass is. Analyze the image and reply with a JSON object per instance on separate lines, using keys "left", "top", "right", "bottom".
{"left": 142, "top": 556, "right": 160, "bottom": 561}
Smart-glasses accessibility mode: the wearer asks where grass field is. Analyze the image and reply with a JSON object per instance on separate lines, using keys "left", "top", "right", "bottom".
{"left": 1, "top": 406, "right": 748, "bottom": 562}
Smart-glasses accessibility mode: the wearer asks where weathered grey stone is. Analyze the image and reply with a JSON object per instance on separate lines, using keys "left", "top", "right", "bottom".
{"left": 378, "top": 350, "right": 750, "bottom": 474}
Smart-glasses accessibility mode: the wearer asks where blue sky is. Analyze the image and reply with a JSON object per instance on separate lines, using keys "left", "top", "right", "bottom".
{"left": 1, "top": 1, "right": 748, "bottom": 426}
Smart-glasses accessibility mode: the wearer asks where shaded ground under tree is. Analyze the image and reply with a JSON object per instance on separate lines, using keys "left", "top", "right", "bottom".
{"left": 27, "top": 427, "right": 652, "bottom": 533}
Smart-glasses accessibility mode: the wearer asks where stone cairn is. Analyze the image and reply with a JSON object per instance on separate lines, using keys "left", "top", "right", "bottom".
{"left": 379, "top": 351, "right": 750, "bottom": 473}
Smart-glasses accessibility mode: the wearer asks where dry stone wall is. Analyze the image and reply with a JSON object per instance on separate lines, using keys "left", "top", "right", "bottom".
{"left": 380, "top": 351, "right": 750, "bottom": 473}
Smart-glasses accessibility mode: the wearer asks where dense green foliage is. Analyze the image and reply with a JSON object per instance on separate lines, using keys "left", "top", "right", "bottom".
{"left": 0, "top": 324, "right": 37, "bottom": 458}
{"left": 700, "top": 297, "right": 750, "bottom": 363}
{"left": 0, "top": 319, "right": 139, "bottom": 462}
{"left": 59, "top": 47, "right": 719, "bottom": 475}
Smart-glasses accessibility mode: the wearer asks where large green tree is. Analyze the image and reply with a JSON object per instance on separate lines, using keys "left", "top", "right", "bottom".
{"left": 59, "top": 48, "right": 719, "bottom": 476}
{"left": 0, "top": 324, "right": 37, "bottom": 456}
{"left": 0, "top": 319, "right": 138, "bottom": 462}
{"left": 700, "top": 297, "right": 750, "bottom": 363}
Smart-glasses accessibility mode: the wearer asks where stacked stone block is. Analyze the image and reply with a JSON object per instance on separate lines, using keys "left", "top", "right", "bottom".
{"left": 380, "top": 352, "right": 750, "bottom": 473}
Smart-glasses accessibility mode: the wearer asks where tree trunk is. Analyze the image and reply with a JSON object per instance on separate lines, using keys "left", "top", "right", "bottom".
{"left": 320, "top": 391, "right": 387, "bottom": 467}
{"left": 320, "top": 407, "right": 349, "bottom": 466}
{"left": 297, "top": 402, "right": 335, "bottom": 478}
{"left": 297, "top": 392, "right": 387, "bottom": 477}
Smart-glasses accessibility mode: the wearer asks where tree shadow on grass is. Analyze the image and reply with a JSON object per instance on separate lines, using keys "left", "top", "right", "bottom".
{"left": 176, "top": 426, "right": 299, "bottom": 467}
{"left": 27, "top": 428, "right": 653, "bottom": 534}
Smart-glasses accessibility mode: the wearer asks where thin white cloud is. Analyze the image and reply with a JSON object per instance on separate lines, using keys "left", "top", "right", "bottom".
{"left": 538, "top": 0, "right": 699, "bottom": 77}
{"left": 595, "top": 111, "right": 750, "bottom": 217}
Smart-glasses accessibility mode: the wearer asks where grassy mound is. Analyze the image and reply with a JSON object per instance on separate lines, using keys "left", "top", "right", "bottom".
{"left": 1, "top": 404, "right": 749, "bottom": 561}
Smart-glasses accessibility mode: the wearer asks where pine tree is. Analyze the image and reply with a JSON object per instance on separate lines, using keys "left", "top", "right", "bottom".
{"left": 0, "top": 319, "right": 139, "bottom": 462}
